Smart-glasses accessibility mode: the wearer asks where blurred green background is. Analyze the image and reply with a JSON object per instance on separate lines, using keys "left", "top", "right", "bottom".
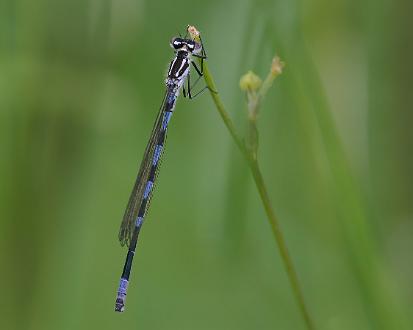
{"left": 1, "top": 0, "right": 412, "bottom": 329}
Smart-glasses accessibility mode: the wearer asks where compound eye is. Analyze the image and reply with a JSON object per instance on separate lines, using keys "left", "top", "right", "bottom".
{"left": 171, "top": 37, "right": 183, "bottom": 49}
{"left": 187, "top": 41, "right": 195, "bottom": 51}
{"left": 189, "top": 40, "right": 202, "bottom": 54}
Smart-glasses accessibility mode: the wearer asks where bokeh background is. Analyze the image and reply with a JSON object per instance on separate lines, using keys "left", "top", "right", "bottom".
{"left": 1, "top": 0, "right": 412, "bottom": 329}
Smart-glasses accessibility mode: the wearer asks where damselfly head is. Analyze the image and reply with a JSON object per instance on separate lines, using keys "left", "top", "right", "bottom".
{"left": 170, "top": 37, "right": 202, "bottom": 54}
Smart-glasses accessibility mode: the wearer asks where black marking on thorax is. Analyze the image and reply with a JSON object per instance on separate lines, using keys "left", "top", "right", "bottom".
{"left": 168, "top": 51, "right": 190, "bottom": 79}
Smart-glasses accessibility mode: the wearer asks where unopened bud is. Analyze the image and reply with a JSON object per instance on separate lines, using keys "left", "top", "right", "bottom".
{"left": 240, "top": 71, "right": 262, "bottom": 92}
{"left": 187, "top": 25, "right": 200, "bottom": 41}
{"left": 271, "top": 56, "right": 285, "bottom": 77}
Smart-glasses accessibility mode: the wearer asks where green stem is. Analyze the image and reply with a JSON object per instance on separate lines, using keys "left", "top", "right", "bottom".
{"left": 201, "top": 65, "right": 245, "bottom": 153}
{"left": 248, "top": 157, "right": 315, "bottom": 330}
{"left": 199, "top": 59, "right": 315, "bottom": 330}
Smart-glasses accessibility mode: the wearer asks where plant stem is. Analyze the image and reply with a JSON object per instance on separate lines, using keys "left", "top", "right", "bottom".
{"left": 248, "top": 156, "right": 315, "bottom": 330}
{"left": 198, "top": 58, "right": 315, "bottom": 330}
{"left": 201, "top": 65, "right": 245, "bottom": 153}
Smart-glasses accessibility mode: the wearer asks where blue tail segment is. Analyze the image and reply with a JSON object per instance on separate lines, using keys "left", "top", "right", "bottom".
{"left": 143, "top": 181, "right": 154, "bottom": 199}
{"left": 115, "top": 278, "right": 129, "bottom": 312}
{"left": 153, "top": 145, "right": 163, "bottom": 165}
{"left": 162, "top": 111, "right": 172, "bottom": 130}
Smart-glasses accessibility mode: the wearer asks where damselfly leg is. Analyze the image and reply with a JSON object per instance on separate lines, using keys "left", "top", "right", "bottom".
{"left": 184, "top": 72, "right": 213, "bottom": 99}
{"left": 183, "top": 40, "right": 217, "bottom": 99}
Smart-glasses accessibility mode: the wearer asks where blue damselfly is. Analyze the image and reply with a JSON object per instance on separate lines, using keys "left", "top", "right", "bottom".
{"left": 115, "top": 27, "right": 207, "bottom": 312}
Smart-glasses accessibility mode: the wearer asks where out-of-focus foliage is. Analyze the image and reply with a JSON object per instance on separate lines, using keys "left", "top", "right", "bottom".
{"left": 0, "top": 0, "right": 412, "bottom": 329}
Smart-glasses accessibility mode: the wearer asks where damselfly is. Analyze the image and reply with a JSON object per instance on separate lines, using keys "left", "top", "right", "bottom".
{"left": 115, "top": 28, "right": 207, "bottom": 312}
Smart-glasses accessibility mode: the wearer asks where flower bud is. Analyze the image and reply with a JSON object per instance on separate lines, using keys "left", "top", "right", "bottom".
{"left": 239, "top": 71, "right": 262, "bottom": 92}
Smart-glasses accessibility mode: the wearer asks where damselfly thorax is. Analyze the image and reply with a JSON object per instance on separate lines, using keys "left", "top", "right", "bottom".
{"left": 166, "top": 38, "right": 202, "bottom": 94}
